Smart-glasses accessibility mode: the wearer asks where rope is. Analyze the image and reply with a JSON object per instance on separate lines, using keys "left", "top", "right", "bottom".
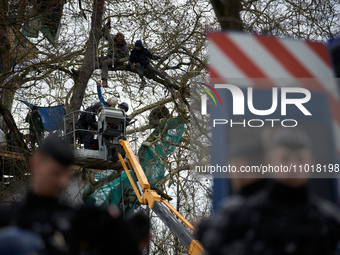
{"left": 120, "top": 176, "right": 125, "bottom": 218}
{"left": 74, "top": 13, "right": 77, "bottom": 45}
{"left": 93, "top": 0, "right": 105, "bottom": 76}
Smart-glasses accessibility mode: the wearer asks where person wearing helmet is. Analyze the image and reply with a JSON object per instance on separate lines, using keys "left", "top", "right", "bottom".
{"left": 95, "top": 80, "right": 119, "bottom": 108}
{"left": 118, "top": 102, "right": 132, "bottom": 128}
{"left": 92, "top": 102, "right": 103, "bottom": 111}
{"left": 118, "top": 102, "right": 129, "bottom": 112}
{"left": 75, "top": 102, "right": 102, "bottom": 149}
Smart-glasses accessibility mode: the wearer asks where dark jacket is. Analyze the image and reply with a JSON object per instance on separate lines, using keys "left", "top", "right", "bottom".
{"left": 203, "top": 182, "right": 340, "bottom": 255}
{"left": 129, "top": 47, "right": 160, "bottom": 66}
{"left": 15, "top": 192, "right": 74, "bottom": 255}
{"left": 25, "top": 112, "right": 45, "bottom": 133}
{"left": 114, "top": 37, "right": 129, "bottom": 62}
{"left": 75, "top": 107, "right": 97, "bottom": 130}
{"left": 72, "top": 206, "right": 141, "bottom": 255}
{"left": 103, "top": 29, "right": 129, "bottom": 61}
{"left": 11, "top": 192, "right": 141, "bottom": 255}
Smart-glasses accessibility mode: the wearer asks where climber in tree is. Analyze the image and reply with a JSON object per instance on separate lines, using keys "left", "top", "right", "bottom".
{"left": 101, "top": 19, "right": 130, "bottom": 88}
{"left": 129, "top": 40, "right": 172, "bottom": 89}
{"left": 148, "top": 104, "right": 171, "bottom": 127}
{"left": 95, "top": 80, "right": 119, "bottom": 108}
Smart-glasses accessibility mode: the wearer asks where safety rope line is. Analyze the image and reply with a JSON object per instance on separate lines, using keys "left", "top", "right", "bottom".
{"left": 120, "top": 175, "right": 126, "bottom": 218}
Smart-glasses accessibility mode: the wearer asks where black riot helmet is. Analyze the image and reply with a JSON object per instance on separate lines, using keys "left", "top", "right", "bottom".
{"left": 92, "top": 102, "right": 103, "bottom": 111}
{"left": 118, "top": 102, "right": 129, "bottom": 112}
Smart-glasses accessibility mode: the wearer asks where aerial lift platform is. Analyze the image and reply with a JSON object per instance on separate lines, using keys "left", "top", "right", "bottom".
{"left": 63, "top": 107, "right": 128, "bottom": 169}
{"left": 63, "top": 107, "right": 203, "bottom": 255}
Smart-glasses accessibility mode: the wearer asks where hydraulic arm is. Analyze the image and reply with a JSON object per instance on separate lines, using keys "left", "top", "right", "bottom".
{"left": 118, "top": 139, "right": 203, "bottom": 255}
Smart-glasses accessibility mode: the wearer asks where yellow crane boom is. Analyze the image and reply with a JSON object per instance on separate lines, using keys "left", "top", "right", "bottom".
{"left": 118, "top": 139, "right": 203, "bottom": 255}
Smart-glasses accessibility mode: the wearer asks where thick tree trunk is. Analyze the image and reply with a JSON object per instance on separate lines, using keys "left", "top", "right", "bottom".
{"left": 66, "top": 0, "right": 104, "bottom": 114}
{"left": 0, "top": 102, "right": 30, "bottom": 163}
{"left": 0, "top": 82, "right": 18, "bottom": 133}
{"left": 210, "top": 0, "right": 243, "bottom": 30}
{"left": 0, "top": 0, "right": 14, "bottom": 131}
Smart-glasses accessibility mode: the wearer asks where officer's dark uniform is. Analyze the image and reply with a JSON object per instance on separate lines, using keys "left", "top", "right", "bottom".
{"left": 203, "top": 181, "right": 340, "bottom": 255}
{"left": 7, "top": 135, "right": 141, "bottom": 255}
{"left": 72, "top": 206, "right": 141, "bottom": 255}
{"left": 75, "top": 105, "right": 99, "bottom": 149}
{"left": 14, "top": 194, "right": 142, "bottom": 255}
{"left": 11, "top": 135, "right": 75, "bottom": 255}
{"left": 196, "top": 179, "right": 268, "bottom": 244}
{"left": 15, "top": 192, "right": 74, "bottom": 255}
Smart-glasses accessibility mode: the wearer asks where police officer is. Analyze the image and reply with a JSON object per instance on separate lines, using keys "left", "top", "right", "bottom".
{"left": 72, "top": 206, "right": 141, "bottom": 255}
{"left": 14, "top": 135, "right": 75, "bottom": 255}
{"left": 75, "top": 102, "right": 102, "bottom": 149}
{"left": 9, "top": 135, "right": 141, "bottom": 255}
{"left": 203, "top": 130, "right": 340, "bottom": 255}
{"left": 204, "top": 179, "right": 340, "bottom": 255}
{"left": 118, "top": 102, "right": 132, "bottom": 128}
{"left": 118, "top": 102, "right": 129, "bottom": 113}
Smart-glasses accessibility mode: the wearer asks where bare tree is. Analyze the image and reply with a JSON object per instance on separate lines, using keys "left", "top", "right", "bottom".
{"left": 210, "top": 0, "right": 340, "bottom": 39}
{"left": 2, "top": 0, "right": 339, "bottom": 253}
